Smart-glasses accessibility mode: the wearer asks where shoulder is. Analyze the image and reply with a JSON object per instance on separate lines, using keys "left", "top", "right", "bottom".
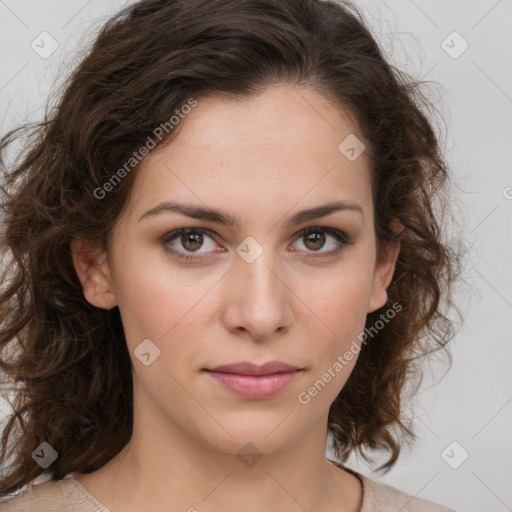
{"left": 0, "top": 476, "right": 109, "bottom": 512}
{"left": 359, "top": 472, "right": 458, "bottom": 512}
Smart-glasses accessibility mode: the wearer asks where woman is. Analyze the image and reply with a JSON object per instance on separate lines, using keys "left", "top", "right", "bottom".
{"left": 0, "top": 0, "right": 460, "bottom": 510}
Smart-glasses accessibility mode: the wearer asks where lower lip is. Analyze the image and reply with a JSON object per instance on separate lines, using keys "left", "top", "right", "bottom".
{"left": 205, "top": 370, "right": 301, "bottom": 399}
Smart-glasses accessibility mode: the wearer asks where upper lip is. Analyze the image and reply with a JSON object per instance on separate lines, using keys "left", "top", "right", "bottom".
{"left": 206, "top": 361, "right": 301, "bottom": 376}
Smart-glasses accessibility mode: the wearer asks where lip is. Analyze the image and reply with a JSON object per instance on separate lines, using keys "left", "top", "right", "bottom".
{"left": 204, "top": 361, "right": 303, "bottom": 399}
{"left": 207, "top": 361, "right": 301, "bottom": 375}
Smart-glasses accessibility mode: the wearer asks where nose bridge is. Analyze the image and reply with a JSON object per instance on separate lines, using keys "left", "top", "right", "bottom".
{"left": 228, "top": 235, "right": 292, "bottom": 337}
{"left": 237, "top": 240, "right": 280, "bottom": 305}
{"left": 244, "top": 254, "right": 277, "bottom": 294}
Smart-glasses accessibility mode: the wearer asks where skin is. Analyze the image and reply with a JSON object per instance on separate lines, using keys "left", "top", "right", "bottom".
{"left": 70, "top": 84, "right": 399, "bottom": 512}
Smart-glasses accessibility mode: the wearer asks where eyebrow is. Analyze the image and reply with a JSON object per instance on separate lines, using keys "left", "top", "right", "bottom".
{"left": 138, "top": 200, "right": 364, "bottom": 227}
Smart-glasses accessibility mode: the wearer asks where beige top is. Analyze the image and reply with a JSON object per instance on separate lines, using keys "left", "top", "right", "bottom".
{"left": 0, "top": 461, "right": 456, "bottom": 511}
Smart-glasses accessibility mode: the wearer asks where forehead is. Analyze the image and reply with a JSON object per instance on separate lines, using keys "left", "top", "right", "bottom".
{"left": 125, "top": 85, "right": 373, "bottom": 225}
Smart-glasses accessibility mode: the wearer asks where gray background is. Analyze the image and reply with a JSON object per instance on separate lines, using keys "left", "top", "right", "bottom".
{"left": 1, "top": 1, "right": 511, "bottom": 511}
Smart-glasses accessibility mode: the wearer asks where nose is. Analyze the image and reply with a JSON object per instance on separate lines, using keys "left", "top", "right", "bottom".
{"left": 221, "top": 247, "right": 294, "bottom": 341}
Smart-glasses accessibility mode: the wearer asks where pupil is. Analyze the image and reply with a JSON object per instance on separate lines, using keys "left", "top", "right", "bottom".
{"left": 306, "top": 232, "right": 324, "bottom": 250}
{"left": 183, "top": 233, "right": 202, "bottom": 251}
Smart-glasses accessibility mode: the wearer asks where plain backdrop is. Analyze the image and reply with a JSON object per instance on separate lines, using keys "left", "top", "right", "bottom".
{"left": 0, "top": 1, "right": 511, "bottom": 511}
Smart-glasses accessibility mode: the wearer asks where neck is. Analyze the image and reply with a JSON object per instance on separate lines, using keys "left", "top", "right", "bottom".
{"left": 71, "top": 380, "right": 362, "bottom": 512}
{"left": 72, "top": 421, "right": 362, "bottom": 512}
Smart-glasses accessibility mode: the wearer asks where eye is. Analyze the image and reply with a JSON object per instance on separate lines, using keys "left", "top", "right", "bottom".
{"left": 160, "top": 226, "right": 353, "bottom": 262}
{"left": 161, "top": 228, "right": 219, "bottom": 261}
{"left": 291, "top": 226, "right": 352, "bottom": 257}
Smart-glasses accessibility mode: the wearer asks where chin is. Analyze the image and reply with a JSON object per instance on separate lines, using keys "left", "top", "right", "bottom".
{"left": 197, "top": 421, "right": 302, "bottom": 458}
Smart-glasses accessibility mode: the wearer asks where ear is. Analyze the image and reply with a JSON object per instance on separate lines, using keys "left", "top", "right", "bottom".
{"left": 367, "top": 219, "right": 402, "bottom": 313}
{"left": 70, "top": 238, "right": 117, "bottom": 310}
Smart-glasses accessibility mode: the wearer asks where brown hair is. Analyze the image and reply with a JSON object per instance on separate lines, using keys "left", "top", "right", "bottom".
{"left": 0, "top": 0, "right": 461, "bottom": 495}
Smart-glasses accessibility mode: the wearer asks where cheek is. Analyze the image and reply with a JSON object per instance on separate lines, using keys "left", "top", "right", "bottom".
{"left": 109, "top": 244, "right": 173, "bottom": 342}
{"left": 301, "top": 264, "right": 373, "bottom": 334}
{"left": 295, "top": 258, "right": 374, "bottom": 379}
{"left": 111, "top": 248, "right": 219, "bottom": 358}
{"left": 298, "top": 275, "right": 371, "bottom": 405}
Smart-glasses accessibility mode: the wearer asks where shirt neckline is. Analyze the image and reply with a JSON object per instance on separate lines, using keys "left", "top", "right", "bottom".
{"left": 64, "top": 475, "right": 111, "bottom": 511}
{"left": 327, "top": 458, "right": 375, "bottom": 512}
{"left": 66, "top": 460, "right": 374, "bottom": 512}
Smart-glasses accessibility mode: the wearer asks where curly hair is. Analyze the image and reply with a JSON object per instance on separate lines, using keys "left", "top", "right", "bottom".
{"left": 0, "top": 0, "right": 461, "bottom": 495}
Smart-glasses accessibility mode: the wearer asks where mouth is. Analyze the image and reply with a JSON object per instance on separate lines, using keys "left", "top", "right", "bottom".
{"left": 203, "top": 361, "right": 303, "bottom": 399}
{"left": 205, "top": 361, "right": 301, "bottom": 376}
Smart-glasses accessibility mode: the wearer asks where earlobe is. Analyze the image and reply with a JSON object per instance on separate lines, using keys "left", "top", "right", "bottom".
{"left": 70, "top": 238, "right": 117, "bottom": 310}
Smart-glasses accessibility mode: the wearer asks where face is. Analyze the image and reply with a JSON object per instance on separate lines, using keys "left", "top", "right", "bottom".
{"left": 72, "top": 84, "right": 398, "bottom": 456}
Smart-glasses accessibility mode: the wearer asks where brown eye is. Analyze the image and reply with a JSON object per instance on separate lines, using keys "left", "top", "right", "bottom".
{"left": 180, "top": 231, "right": 204, "bottom": 252}
{"left": 303, "top": 231, "right": 326, "bottom": 251}
{"left": 161, "top": 228, "right": 218, "bottom": 261}
{"left": 292, "top": 226, "right": 350, "bottom": 257}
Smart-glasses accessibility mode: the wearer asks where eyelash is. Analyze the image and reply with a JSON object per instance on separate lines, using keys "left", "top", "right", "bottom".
{"left": 161, "top": 226, "right": 353, "bottom": 262}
